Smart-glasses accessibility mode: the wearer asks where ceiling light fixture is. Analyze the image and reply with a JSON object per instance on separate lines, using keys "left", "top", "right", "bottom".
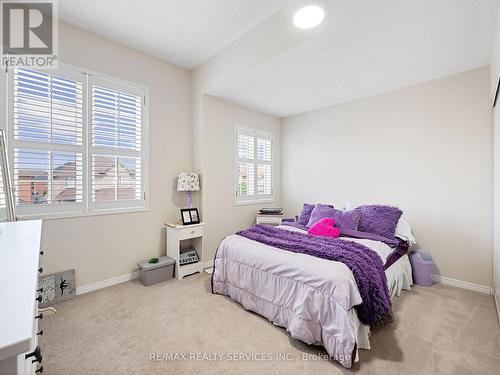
{"left": 293, "top": 5, "right": 325, "bottom": 29}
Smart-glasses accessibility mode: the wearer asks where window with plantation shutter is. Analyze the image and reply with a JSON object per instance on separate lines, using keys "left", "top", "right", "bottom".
{"left": 90, "top": 77, "right": 144, "bottom": 210}
{"left": 7, "top": 65, "right": 149, "bottom": 218}
{"left": 11, "top": 68, "right": 84, "bottom": 215}
{"left": 235, "top": 125, "right": 273, "bottom": 204}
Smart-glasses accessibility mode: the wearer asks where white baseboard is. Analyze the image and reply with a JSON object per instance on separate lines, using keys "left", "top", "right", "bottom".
{"left": 76, "top": 271, "right": 139, "bottom": 295}
{"left": 200, "top": 260, "right": 214, "bottom": 270}
{"left": 76, "top": 261, "right": 214, "bottom": 295}
{"left": 432, "top": 275, "right": 493, "bottom": 295}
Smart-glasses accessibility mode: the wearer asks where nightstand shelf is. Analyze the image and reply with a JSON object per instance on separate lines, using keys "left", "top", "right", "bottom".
{"left": 165, "top": 222, "right": 210, "bottom": 280}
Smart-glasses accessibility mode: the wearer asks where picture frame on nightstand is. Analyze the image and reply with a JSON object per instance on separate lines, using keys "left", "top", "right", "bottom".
{"left": 180, "top": 208, "right": 200, "bottom": 225}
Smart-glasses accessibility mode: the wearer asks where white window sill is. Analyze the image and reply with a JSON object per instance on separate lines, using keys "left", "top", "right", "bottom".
{"left": 17, "top": 206, "right": 150, "bottom": 221}
{"left": 234, "top": 198, "right": 274, "bottom": 206}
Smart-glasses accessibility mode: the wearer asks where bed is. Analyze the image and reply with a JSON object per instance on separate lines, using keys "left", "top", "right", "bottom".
{"left": 211, "top": 223, "right": 413, "bottom": 368}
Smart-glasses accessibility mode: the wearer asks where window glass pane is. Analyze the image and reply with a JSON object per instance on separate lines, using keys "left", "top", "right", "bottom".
{"left": 256, "top": 137, "right": 271, "bottom": 161}
{"left": 14, "top": 149, "right": 49, "bottom": 205}
{"left": 14, "top": 69, "right": 83, "bottom": 145}
{"left": 257, "top": 164, "right": 272, "bottom": 195}
{"left": 237, "top": 133, "right": 254, "bottom": 160}
{"left": 92, "top": 155, "right": 142, "bottom": 202}
{"left": 92, "top": 155, "right": 117, "bottom": 202}
{"left": 92, "top": 86, "right": 142, "bottom": 151}
{"left": 52, "top": 152, "right": 83, "bottom": 203}
{"left": 237, "top": 162, "right": 254, "bottom": 197}
{"left": 14, "top": 149, "right": 83, "bottom": 205}
{"left": 117, "top": 157, "right": 141, "bottom": 200}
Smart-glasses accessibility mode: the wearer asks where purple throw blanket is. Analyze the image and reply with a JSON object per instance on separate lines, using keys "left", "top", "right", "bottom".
{"left": 282, "top": 222, "right": 408, "bottom": 270}
{"left": 237, "top": 224, "right": 394, "bottom": 328}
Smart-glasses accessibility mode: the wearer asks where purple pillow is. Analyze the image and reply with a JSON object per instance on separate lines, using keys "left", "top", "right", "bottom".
{"left": 298, "top": 204, "right": 315, "bottom": 226}
{"left": 355, "top": 205, "right": 403, "bottom": 239}
{"left": 330, "top": 209, "right": 362, "bottom": 231}
{"left": 307, "top": 204, "right": 361, "bottom": 230}
{"left": 298, "top": 203, "right": 334, "bottom": 226}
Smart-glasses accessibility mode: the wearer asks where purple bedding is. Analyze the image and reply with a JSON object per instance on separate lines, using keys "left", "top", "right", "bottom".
{"left": 236, "top": 224, "right": 394, "bottom": 328}
{"left": 307, "top": 204, "right": 361, "bottom": 230}
{"left": 355, "top": 205, "right": 402, "bottom": 240}
{"left": 282, "top": 222, "right": 408, "bottom": 269}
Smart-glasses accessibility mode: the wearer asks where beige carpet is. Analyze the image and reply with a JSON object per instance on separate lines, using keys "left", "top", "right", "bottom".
{"left": 40, "top": 273, "right": 500, "bottom": 375}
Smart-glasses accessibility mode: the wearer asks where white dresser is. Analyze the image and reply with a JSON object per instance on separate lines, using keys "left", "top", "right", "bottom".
{"left": 0, "top": 220, "right": 44, "bottom": 375}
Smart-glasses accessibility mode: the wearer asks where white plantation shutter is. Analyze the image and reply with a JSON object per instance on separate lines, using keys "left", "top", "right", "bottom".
{"left": 11, "top": 68, "right": 84, "bottom": 214}
{"left": 13, "top": 69, "right": 83, "bottom": 144}
{"left": 256, "top": 137, "right": 272, "bottom": 195}
{"left": 92, "top": 86, "right": 142, "bottom": 150}
{"left": 90, "top": 77, "right": 145, "bottom": 209}
{"left": 7, "top": 65, "right": 149, "bottom": 218}
{"left": 235, "top": 126, "right": 273, "bottom": 204}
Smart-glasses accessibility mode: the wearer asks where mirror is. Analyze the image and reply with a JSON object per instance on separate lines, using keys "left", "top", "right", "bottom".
{"left": 0, "top": 129, "right": 16, "bottom": 222}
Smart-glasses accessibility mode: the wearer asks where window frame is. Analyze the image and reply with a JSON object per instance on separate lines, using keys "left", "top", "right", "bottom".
{"left": 6, "top": 62, "right": 150, "bottom": 220}
{"left": 234, "top": 124, "right": 274, "bottom": 206}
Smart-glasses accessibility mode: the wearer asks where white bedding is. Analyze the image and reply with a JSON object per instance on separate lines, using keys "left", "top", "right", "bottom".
{"left": 212, "top": 225, "right": 412, "bottom": 368}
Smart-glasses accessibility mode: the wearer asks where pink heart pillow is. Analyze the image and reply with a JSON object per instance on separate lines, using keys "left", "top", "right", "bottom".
{"left": 308, "top": 217, "right": 340, "bottom": 238}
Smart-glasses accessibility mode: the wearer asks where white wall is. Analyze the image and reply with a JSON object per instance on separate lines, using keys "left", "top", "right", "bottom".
{"left": 0, "top": 22, "right": 193, "bottom": 287}
{"left": 199, "top": 95, "right": 281, "bottom": 260}
{"left": 491, "top": 4, "right": 500, "bottom": 312}
{"left": 494, "top": 102, "right": 500, "bottom": 307}
{"left": 282, "top": 67, "right": 493, "bottom": 288}
{"left": 192, "top": 29, "right": 284, "bottom": 261}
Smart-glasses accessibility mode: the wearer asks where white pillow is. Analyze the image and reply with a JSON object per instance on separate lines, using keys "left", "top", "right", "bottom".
{"left": 395, "top": 217, "right": 416, "bottom": 246}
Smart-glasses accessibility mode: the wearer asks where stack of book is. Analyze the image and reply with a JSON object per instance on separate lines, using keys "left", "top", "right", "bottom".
{"left": 258, "top": 208, "right": 283, "bottom": 215}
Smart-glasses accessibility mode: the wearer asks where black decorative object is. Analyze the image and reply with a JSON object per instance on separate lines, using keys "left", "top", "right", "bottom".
{"left": 494, "top": 77, "right": 500, "bottom": 108}
{"left": 180, "top": 208, "right": 201, "bottom": 225}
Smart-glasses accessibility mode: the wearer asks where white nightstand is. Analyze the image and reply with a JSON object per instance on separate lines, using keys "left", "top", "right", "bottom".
{"left": 165, "top": 222, "right": 208, "bottom": 280}
{"left": 256, "top": 214, "right": 283, "bottom": 226}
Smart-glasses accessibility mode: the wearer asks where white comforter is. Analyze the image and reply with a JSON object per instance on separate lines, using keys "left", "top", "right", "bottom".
{"left": 212, "top": 225, "right": 412, "bottom": 368}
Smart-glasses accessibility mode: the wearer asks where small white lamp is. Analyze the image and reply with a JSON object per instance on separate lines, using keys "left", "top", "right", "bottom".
{"left": 177, "top": 172, "right": 200, "bottom": 208}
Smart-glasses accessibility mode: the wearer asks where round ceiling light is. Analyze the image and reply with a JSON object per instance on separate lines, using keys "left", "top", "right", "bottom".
{"left": 293, "top": 5, "right": 325, "bottom": 29}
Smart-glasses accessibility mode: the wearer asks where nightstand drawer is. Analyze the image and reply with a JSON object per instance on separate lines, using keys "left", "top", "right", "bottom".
{"left": 256, "top": 215, "right": 283, "bottom": 225}
{"left": 178, "top": 225, "right": 204, "bottom": 240}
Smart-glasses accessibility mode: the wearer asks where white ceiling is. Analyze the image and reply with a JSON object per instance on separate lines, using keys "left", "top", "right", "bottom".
{"left": 204, "top": 0, "right": 499, "bottom": 117}
{"left": 60, "top": 0, "right": 499, "bottom": 117}
{"left": 59, "top": 0, "right": 288, "bottom": 69}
